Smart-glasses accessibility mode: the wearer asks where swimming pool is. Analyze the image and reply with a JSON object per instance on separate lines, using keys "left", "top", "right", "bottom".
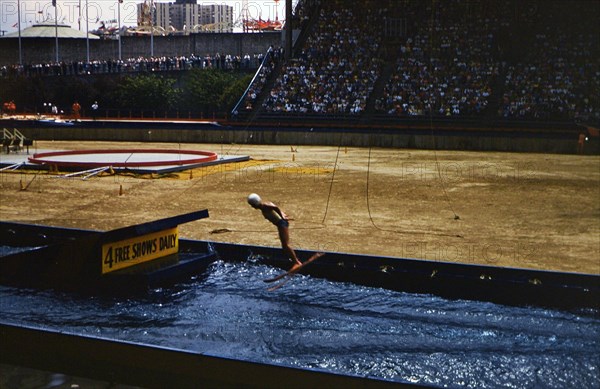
{"left": 0, "top": 258, "right": 598, "bottom": 387}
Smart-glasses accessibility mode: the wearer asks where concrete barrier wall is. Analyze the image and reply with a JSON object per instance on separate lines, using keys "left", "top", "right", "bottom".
{"left": 0, "top": 32, "right": 281, "bottom": 65}
{"left": 16, "top": 125, "right": 594, "bottom": 154}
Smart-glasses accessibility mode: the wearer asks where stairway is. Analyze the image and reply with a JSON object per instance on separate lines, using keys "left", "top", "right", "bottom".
{"left": 361, "top": 43, "right": 401, "bottom": 122}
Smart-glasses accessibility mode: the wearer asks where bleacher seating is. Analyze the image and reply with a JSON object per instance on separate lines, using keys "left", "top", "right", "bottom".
{"left": 245, "top": 0, "right": 599, "bottom": 124}
{"left": 263, "top": 0, "right": 384, "bottom": 115}
{"left": 2, "top": 0, "right": 598, "bottom": 124}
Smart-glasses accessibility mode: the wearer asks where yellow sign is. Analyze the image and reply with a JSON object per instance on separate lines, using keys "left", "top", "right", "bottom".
{"left": 101, "top": 227, "right": 178, "bottom": 274}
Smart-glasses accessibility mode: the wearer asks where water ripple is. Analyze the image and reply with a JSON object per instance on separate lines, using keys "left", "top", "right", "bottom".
{"left": 0, "top": 260, "right": 598, "bottom": 387}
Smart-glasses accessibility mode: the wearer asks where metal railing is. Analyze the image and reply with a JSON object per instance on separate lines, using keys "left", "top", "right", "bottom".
{"left": 230, "top": 47, "right": 275, "bottom": 117}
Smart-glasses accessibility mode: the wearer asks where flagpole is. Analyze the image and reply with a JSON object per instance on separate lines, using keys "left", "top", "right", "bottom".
{"left": 150, "top": 0, "right": 154, "bottom": 57}
{"left": 86, "top": 0, "right": 90, "bottom": 62}
{"left": 118, "top": 0, "right": 122, "bottom": 60}
{"left": 54, "top": 0, "right": 59, "bottom": 63}
{"left": 17, "top": 0, "right": 22, "bottom": 65}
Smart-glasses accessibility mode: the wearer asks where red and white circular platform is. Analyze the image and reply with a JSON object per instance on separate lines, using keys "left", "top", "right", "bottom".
{"left": 19, "top": 149, "right": 248, "bottom": 173}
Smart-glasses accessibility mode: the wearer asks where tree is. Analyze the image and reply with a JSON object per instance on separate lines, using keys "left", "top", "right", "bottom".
{"left": 222, "top": 74, "right": 254, "bottom": 112}
{"left": 1, "top": 68, "right": 254, "bottom": 117}
{"left": 114, "top": 75, "right": 180, "bottom": 112}
{"left": 180, "top": 68, "right": 250, "bottom": 115}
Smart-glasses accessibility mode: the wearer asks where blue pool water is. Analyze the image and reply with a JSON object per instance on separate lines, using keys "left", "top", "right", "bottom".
{"left": 0, "top": 258, "right": 598, "bottom": 387}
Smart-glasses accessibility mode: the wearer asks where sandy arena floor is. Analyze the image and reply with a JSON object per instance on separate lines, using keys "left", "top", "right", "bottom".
{"left": 1, "top": 141, "right": 599, "bottom": 274}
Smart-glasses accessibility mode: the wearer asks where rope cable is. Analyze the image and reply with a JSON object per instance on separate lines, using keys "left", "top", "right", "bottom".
{"left": 428, "top": 0, "right": 460, "bottom": 221}
{"left": 321, "top": 144, "right": 341, "bottom": 224}
{"left": 364, "top": 0, "right": 463, "bottom": 238}
{"left": 365, "top": 145, "right": 461, "bottom": 238}
{"left": 366, "top": 144, "right": 378, "bottom": 230}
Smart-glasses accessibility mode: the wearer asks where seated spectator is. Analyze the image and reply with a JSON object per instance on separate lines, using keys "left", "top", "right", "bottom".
{"left": 262, "top": 0, "right": 383, "bottom": 115}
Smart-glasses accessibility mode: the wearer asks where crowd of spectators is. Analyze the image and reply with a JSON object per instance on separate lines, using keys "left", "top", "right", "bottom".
{"left": 499, "top": 32, "right": 599, "bottom": 121}
{"left": 376, "top": 1, "right": 499, "bottom": 117}
{"left": 380, "top": 0, "right": 598, "bottom": 122}
{"left": 2, "top": 0, "right": 598, "bottom": 123}
{"left": 501, "top": 60, "right": 594, "bottom": 121}
{"left": 237, "top": 46, "right": 283, "bottom": 112}
{"left": 249, "top": 0, "right": 598, "bottom": 122}
{"left": 261, "top": 0, "right": 384, "bottom": 115}
{"left": 377, "top": 39, "right": 496, "bottom": 117}
{"left": 0, "top": 52, "right": 266, "bottom": 78}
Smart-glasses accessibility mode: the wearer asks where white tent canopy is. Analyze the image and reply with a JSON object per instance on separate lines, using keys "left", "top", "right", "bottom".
{"left": 2, "top": 20, "right": 100, "bottom": 39}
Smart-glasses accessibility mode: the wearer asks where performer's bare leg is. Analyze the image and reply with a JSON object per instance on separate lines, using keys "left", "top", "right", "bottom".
{"left": 278, "top": 225, "right": 302, "bottom": 268}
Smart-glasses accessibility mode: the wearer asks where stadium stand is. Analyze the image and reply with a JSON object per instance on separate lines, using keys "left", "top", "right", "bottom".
{"left": 2, "top": 0, "right": 598, "bottom": 124}
{"left": 244, "top": 0, "right": 599, "bottom": 124}
{"left": 262, "top": 0, "right": 384, "bottom": 115}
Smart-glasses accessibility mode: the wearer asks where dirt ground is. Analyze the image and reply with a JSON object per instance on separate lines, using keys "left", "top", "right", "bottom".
{"left": 1, "top": 141, "right": 599, "bottom": 274}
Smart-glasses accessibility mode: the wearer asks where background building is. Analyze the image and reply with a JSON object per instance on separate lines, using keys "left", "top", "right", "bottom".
{"left": 136, "top": 0, "right": 234, "bottom": 34}
{"left": 198, "top": 4, "right": 234, "bottom": 33}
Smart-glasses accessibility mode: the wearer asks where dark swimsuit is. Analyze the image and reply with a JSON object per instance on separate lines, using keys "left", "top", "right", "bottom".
{"left": 276, "top": 219, "right": 289, "bottom": 228}
{"left": 263, "top": 208, "right": 289, "bottom": 228}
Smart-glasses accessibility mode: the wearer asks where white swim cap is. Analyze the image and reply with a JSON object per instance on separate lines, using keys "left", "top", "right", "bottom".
{"left": 247, "top": 193, "right": 261, "bottom": 206}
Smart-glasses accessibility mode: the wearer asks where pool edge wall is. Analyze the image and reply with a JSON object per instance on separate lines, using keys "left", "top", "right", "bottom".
{"left": 0, "top": 323, "right": 408, "bottom": 389}
{"left": 1, "top": 221, "right": 598, "bottom": 388}
{"left": 1, "top": 221, "right": 599, "bottom": 311}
